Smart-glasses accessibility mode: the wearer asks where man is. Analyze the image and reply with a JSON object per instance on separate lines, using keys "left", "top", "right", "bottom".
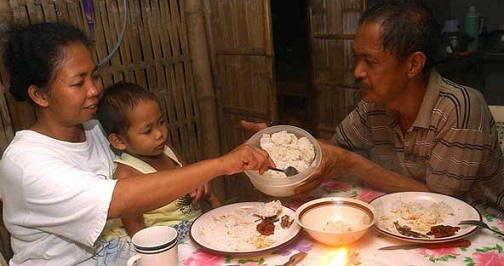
{"left": 243, "top": 0, "right": 504, "bottom": 217}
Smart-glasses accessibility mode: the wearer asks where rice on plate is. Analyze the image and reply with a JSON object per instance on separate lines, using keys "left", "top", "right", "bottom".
{"left": 192, "top": 200, "right": 300, "bottom": 253}
{"left": 378, "top": 200, "right": 454, "bottom": 234}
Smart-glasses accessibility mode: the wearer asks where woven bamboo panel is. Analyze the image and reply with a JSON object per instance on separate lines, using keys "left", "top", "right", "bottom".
{"left": 0, "top": 0, "right": 204, "bottom": 163}
{"left": 0, "top": 84, "right": 13, "bottom": 156}
{"left": 309, "top": 0, "right": 365, "bottom": 137}
{"left": 211, "top": 0, "right": 270, "bottom": 54}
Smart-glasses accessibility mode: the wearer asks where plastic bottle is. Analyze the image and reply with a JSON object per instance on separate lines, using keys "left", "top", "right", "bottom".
{"left": 465, "top": 5, "right": 479, "bottom": 52}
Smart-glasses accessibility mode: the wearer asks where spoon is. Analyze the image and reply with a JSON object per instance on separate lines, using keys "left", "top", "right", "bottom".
{"left": 268, "top": 166, "right": 299, "bottom": 177}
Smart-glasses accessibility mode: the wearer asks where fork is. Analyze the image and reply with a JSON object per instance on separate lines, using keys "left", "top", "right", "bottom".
{"left": 458, "top": 220, "right": 504, "bottom": 237}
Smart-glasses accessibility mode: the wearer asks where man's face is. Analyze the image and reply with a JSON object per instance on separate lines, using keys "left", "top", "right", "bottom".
{"left": 353, "top": 22, "right": 410, "bottom": 105}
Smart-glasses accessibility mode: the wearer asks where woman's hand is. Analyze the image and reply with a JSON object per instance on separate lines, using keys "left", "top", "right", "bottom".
{"left": 219, "top": 143, "right": 273, "bottom": 175}
{"left": 240, "top": 120, "right": 268, "bottom": 133}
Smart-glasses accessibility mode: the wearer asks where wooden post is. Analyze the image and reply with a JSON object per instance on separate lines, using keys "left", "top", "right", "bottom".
{"left": 0, "top": 0, "right": 11, "bottom": 21}
{"left": 185, "top": 0, "right": 226, "bottom": 201}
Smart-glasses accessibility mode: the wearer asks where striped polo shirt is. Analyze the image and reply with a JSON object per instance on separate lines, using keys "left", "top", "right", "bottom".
{"left": 331, "top": 70, "right": 504, "bottom": 217}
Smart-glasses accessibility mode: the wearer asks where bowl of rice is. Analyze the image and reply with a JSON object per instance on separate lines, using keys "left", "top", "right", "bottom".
{"left": 295, "top": 197, "right": 376, "bottom": 246}
{"left": 244, "top": 125, "right": 321, "bottom": 197}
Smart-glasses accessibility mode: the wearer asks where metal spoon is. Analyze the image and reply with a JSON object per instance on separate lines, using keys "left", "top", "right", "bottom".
{"left": 268, "top": 166, "right": 299, "bottom": 177}
{"left": 459, "top": 220, "right": 504, "bottom": 237}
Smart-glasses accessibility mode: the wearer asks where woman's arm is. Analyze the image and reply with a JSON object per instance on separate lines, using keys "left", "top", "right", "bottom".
{"left": 108, "top": 143, "right": 271, "bottom": 218}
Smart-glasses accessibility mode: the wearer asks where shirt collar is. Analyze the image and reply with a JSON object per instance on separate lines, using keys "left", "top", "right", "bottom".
{"left": 383, "top": 69, "right": 441, "bottom": 130}
{"left": 412, "top": 69, "right": 442, "bottom": 129}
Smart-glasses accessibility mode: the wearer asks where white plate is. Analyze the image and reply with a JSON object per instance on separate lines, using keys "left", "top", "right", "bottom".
{"left": 369, "top": 192, "right": 481, "bottom": 243}
{"left": 189, "top": 202, "right": 301, "bottom": 255}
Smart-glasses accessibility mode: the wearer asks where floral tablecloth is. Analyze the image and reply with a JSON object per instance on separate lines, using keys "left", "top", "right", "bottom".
{"left": 177, "top": 180, "right": 504, "bottom": 266}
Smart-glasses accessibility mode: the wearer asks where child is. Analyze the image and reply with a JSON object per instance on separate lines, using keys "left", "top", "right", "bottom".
{"left": 97, "top": 81, "right": 220, "bottom": 239}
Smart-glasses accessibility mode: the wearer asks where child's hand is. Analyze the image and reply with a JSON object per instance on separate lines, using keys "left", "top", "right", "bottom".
{"left": 189, "top": 183, "right": 221, "bottom": 208}
{"left": 190, "top": 184, "right": 210, "bottom": 204}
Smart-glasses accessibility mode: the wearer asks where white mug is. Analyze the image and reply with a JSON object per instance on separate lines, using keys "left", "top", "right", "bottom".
{"left": 127, "top": 226, "right": 179, "bottom": 266}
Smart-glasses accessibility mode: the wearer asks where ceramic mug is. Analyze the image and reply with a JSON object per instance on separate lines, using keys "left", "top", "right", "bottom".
{"left": 127, "top": 226, "right": 178, "bottom": 266}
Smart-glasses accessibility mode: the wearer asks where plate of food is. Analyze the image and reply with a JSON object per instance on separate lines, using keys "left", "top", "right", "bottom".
{"left": 369, "top": 192, "right": 481, "bottom": 243}
{"left": 189, "top": 200, "right": 301, "bottom": 255}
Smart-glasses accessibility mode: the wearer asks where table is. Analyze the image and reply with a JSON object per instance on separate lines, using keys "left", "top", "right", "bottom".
{"left": 95, "top": 179, "right": 504, "bottom": 266}
{"left": 177, "top": 180, "right": 504, "bottom": 266}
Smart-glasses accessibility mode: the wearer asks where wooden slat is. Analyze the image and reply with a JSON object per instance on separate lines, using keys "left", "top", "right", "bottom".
{"left": 0, "top": 83, "right": 14, "bottom": 156}
{"left": 310, "top": 0, "right": 365, "bottom": 136}
{"left": 313, "top": 33, "right": 355, "bottom": 40}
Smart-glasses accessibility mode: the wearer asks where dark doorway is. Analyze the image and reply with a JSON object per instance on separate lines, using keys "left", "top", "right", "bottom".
{"left": 271, "top": 0, "right": 309, "bottom": 82}
{"left": 271, "top": 0, "right": 314, "bottom": 133}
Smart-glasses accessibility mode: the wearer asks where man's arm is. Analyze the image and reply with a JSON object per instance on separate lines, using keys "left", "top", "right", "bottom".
{"left": 296, "top": 141, "right": 429, "bottom": 195}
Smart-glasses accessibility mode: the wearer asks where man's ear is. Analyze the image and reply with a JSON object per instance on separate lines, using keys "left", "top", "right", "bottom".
{"left": 407, "top": 51, "right": 426, "bottom": 78}
{"left": 27, "top": 85, "right": 49, "bottom": 107}
{"left": 108, "top": 133, "right": 127, "bottom": 151}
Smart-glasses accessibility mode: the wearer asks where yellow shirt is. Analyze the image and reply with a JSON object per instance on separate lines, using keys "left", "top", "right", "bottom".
{"left": 102, "top": 146, "right": 201, "bottom": 239}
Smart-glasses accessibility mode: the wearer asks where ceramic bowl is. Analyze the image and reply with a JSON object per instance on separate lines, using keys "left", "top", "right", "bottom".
{"left": 295, "top": 197, "right": 376, "bottom": 246}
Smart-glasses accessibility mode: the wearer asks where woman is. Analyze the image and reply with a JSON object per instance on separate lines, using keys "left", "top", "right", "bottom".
{"left": 0, "top": 22, "right": 270, "bottom": 265}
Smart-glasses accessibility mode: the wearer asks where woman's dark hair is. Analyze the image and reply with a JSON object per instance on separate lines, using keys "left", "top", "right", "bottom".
{"left": 359, "top": 0, "right": 440, "bottom": 71}
{"left": 1, "top": 22, "right": 92, "bottom": 103}
{"left": 97, "top": 81, "right": 161, "bottom": 136}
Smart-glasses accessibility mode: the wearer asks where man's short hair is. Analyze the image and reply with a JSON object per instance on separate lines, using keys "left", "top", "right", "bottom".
{"left": 359, "top": 0, "right": 440, "bottom": 71}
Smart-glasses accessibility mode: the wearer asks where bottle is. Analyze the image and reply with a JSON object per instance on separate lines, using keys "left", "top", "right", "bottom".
{"left": 464, "top": 5, "right": 479, "bottom": 52}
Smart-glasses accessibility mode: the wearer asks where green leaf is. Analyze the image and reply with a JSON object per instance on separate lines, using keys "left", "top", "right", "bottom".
{"left": 476, "top": 247, "right": 494, "bottom": 252}
{"left": 464, "top": 257, "right": 475, "bottom": 266}
{"left": 444, "top": 255, "right": 456, "bottom": 261}
{"left": 431, "top": 255, "right": 456, "bottom": 262}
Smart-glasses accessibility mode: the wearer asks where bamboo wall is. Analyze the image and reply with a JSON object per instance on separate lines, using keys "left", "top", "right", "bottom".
{"left": 310, "top": 0, "right": 365, "bottom": 139}
{"left": 0, "top": 0, "right": 219, "bottom": 166}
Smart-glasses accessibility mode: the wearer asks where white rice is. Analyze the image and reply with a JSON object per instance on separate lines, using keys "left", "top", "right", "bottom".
{"left": 323, "top": 220, "right": 353, "bottom": 232}
{"left": 197, "top": 201, "right": 284, "bottom": 251}
{"left": 379, "top": 200, "right": 454, "bottom": 234}
{"left": 259, "top": 131, "right": 315, "bottom": 178}
{"left": 254, "top": 200, "right": 283, "bottom": 217}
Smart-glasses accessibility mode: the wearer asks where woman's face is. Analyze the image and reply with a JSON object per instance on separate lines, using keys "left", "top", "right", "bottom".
{"left": 123, "top": 99, "right": 168, "bottom": 158}
{"left": 44, "top": 43, "right": 103, "bottom": 126}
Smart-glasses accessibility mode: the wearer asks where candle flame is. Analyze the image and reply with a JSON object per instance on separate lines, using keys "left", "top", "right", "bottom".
{"left": 329, "top": 247, "right": 348, "bottom": 266}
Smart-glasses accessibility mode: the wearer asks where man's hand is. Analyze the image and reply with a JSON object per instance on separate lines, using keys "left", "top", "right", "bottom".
{"left": 240, "top": 120, "right": 268, "bottom": 133}
{"left": 294, "top": 140, "right": 344, "bottom": 195}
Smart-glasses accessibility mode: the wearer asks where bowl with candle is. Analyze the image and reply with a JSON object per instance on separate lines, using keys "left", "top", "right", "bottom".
{"left": 295, "top": 197, "right": 376, "bottom": 246}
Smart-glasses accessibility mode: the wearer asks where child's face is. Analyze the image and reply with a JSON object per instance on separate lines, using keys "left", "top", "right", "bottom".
{"left": 122, "top": 99, "right": 168, "bottom": 157}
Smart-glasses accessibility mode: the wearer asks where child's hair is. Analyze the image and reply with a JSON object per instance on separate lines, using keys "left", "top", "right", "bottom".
{"left": 97, "top": 81, "right": 161, "bottom": 136}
